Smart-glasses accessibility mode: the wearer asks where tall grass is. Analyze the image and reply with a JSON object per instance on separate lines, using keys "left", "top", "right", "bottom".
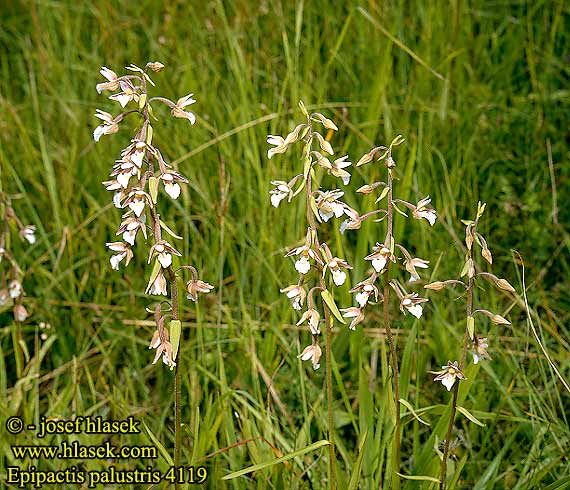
{"left": 1, "top": 1, "right": 569, "bottom": 488}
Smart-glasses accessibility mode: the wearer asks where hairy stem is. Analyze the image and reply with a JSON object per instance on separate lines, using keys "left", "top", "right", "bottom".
{"left": 322, "top": 291, "right": 337, "bottom": 490}
{"left": 166, "top": 266, "right": 182, "bottom": 488}
{"left": 148, "top": 166, "right": 183, "bottom": 487}
{"left": 305, "top": 140, "right": 336, "bottom": 489}
{"left": 439, "top": 232, "right": 475, "bottom": 489}
{"left": 382, "top": 169, "right": 401, "bottom": 489}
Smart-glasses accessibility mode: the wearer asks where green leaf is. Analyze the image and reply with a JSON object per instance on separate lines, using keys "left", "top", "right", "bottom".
{"left": 298, "top": 100, "right": 309, "bottom": 118}
{"left": 457, "top": 405, "right": 486, "bottom": 427}
{"left": 321, "top": 290, "right": 345, "bottom": 324}
{"left": 392, "top": 202, "right": 408, "bottom": 217}
{"left": 143, "top": 421, "right": 173, "bottom": 466}
{"left": 543, "top": 477, "right": 570, "bottom": 490}
{"left": 303, "top": 154, "right": 312, "bottom": 179}
{"left": 399, "top": 398, "right": 430, "bottom": 426}
{"left": 348, "top": 430, "right": 368, "bottom": 490}
{"left": 460, "top": 258, "right": 470, "bottom": 277}
{"left": 146, "top": 124, "right": 153, "bottom": 145}
{"left": 169, "top": 320, "right": 181, "bottom": 362}
{"left": 375, "top": 185, "right": 390, "bottom": 203}
{"left": 145, "top": 260, "right": 161, "bottom": 293}
{"left": 467, "top": 316, "right": 475, "bottom": 340}
{"left": 476, "top": 201, "right": 486, "bottom": 219}
{"left": 309, "top": 195, "right": 322, "bottom": 223}
{"left": 159, "top": 220, "right": 183, "bottom": 240}
{"left": 222, "top": 440, "right": 329, "bottom": 480}
{"left": 149, "top": 176, "right": 159, "bottom": 204}
{"left": 396, "top": 473, "right": 440, "bottom": 483}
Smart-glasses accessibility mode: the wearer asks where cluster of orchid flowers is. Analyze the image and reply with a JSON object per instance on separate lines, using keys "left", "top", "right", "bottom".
{"left": 426, "top": 203, "right": 514, "bottom": 391}
{"left": 93, "top": 62, "right": 213, "bottom": 367}
{"left": 339, "top": 140, "right": 436, "bottom": 330}
{"left": 269, "top": 103, "right": 355, "bottom": 370}
{"left": 0, "top": 194, "right": 36, "bottom": 322}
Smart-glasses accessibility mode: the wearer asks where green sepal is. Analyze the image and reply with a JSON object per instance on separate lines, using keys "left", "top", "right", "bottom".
{"left": 169, "top": 320, "right": 181, "bottom": 362}
{"left": 149, "top": 176, "right": 159, "bottom": 204}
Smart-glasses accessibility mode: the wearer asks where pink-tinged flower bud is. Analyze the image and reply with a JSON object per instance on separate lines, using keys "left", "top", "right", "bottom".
{"left": 147, "top": 61, "right": 165, "bottom": 72}
{"left": 495, "top": 278, "right": 515, "bottom": 293}
{"left": 424, "top": 281, "right": 446, "bottom": 291}
{"left": 491, "top": 314, "right": 510, "bottom": 325}
{"left": 14, "top": 304, "right": 28, "bottom": 322}
{"left": 185, "top": 279, "right": 214, "bottom": 302}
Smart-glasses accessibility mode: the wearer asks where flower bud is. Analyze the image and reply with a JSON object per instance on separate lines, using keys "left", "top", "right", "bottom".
{"left": 148, "top": 61, "right": 165, "bottom": 72}
{"left": 14, "top": 304, "right": 28, "bottom": 322}
{"left": 495, "top": 278, "right": 516, "bottom": 293}
{"left": 491, "top": 314, "right": 510, "bottom": 325}
{"left": 424, "top": 281, "right": 446, "bottom": 291}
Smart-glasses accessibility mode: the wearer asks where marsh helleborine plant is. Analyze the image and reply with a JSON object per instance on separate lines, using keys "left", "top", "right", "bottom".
{"left": 268, "top": 101, "right": 355, "bottom": 488}
{"left": 425, "top": 202, "right": 516, "bottom": 489}
{"left": 0, "top": 193, "right": 36, "bottom": 324}
{"left": 342, "top": 136, "right": 436, "bottom": 485}
{"left": 93, "top": 62, "right": 213, "bottom": 485}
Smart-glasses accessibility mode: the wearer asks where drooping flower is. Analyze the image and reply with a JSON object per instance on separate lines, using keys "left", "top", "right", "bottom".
{"left": 19, "top": 225, "right": 36, "bottom": 245}
{"left": 106, "top": 242, "right": 133, "bottom": 270}
{"left": 123, "top": 189, "right": 150, "bottom": 217}
{"left": 471, "top": 336, "right": 491, "bottom": 364}
{"left": 93, "top": 110, "right": 119, "bottom": 142}
{"left": 267, "top": 124, "right": 307, "bottom": 159}
{"left": 149, "top": 328, "right": 176, "bottom": 367}
{"left": 365, "top": 244, "right": 394, "bottom": 273}
{"left": 148, "top": 240, "right": 182, "bottom": 269}
{"left": 109, "top": 80, "right": 139, "bottom": 108}
{"left": 117, "top": 215, "right": 147, "bottom": 246}
{"left": 186, "top": 279, "right": 214, "bottom": 301}
{"left": 314, "top": 189, "right": 347, "bottom": 222}
{"left": 350, "top": 279, "right": 380, "bottom": 308}
{"left": 321, "top": 243, "right": 352, "bottom": 286}
{"left": 412, "top": 196, "right": 437, "bottom": 226}
{"left": 96, "top": 67, "right": 120, "bottom": 93}
{"left": 434, "top": 361, "right": 466, "bottom": 391}
{"left": 330, "top": 156, "right": 352, "bottom": 185}
{"left": 147, "top": 269, "right": 168, "bottom": 296}
{"left": 399, "top": 293, "right": 428, "bottom": 319}
{"left": 121, "top": 140, "right": 147, "bottom": 169}
{"left": 171, "top": 93, "right": 197, "bottom": 124}
{"left": 9, "top": 280, "right": 22, "bottom": 299}
{"left": 270, "top": 181, "right": 290, "bottom": 208}
{"left": 298, "top": 343, "right": 322, "bottom": 370}
{"left": 285, "top": 229, "right": 322, "bottom": 275}
{"left": 340, "top": 307, "right": 365, "bottom": 331}
{"left": 160, "top": 170, "right": 188, "bottom": 200}
{"left": 404, "top": 257, "right": 430, "bottom": 282}
{"left": 280, "top": 284, "right": 306, "bottom": 311}
{"left": 297, "top": 308, "right": 321, "bottom": 335}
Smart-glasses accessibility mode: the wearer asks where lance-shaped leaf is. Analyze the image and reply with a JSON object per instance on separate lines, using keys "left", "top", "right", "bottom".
{"left": 321, "top": 289, "right": 346, "bottom": 324}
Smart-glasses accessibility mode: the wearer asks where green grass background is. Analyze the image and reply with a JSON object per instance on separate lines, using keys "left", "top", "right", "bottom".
{"left": 1, "top": 1, "right": 569, "bottom": 488}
